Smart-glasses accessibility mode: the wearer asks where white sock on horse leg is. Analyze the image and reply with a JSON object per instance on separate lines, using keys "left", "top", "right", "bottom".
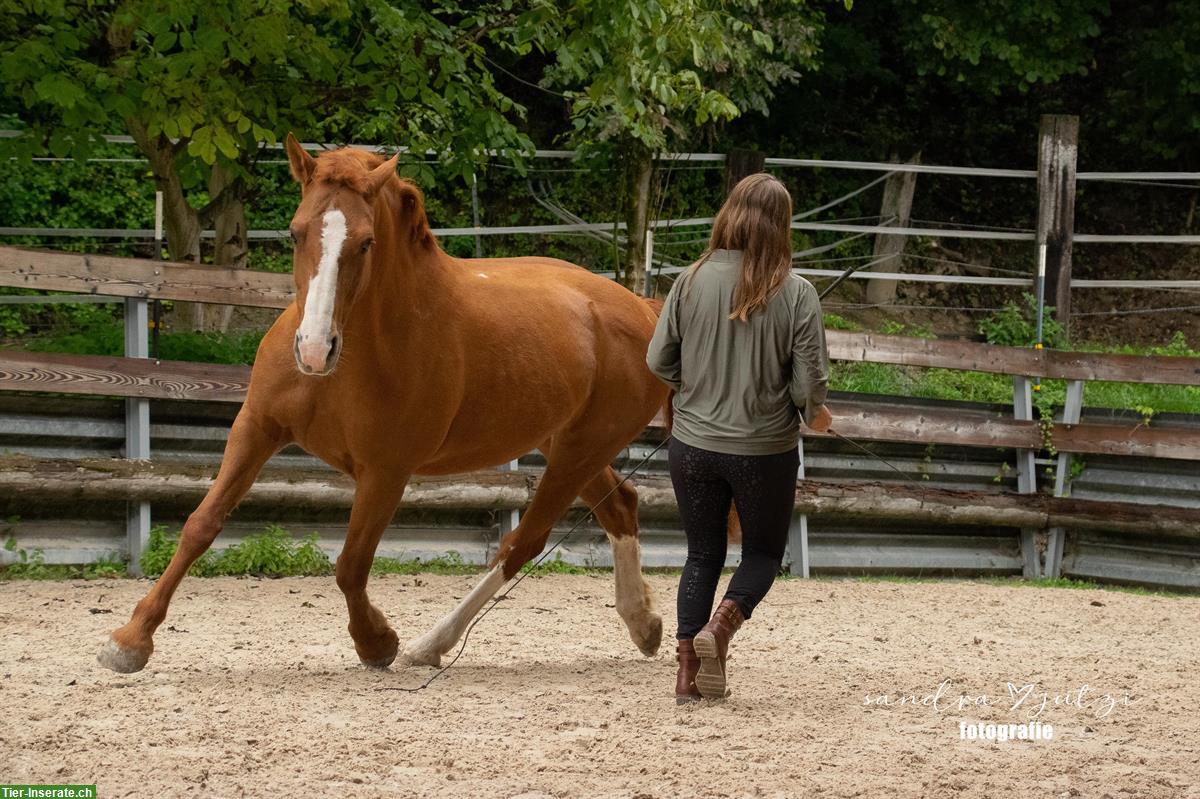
{"left": 608, "top": 534, "right": 661, "bottom": 655}
{"left": 403, "top": 565, "right": 507, "bottom": 665}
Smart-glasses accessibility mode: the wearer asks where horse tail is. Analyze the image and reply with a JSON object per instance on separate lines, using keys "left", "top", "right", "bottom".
{"left": 641, "top": 296, "right": 741, "bottom": 545}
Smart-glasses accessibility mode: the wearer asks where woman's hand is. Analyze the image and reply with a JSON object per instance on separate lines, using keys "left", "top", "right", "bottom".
{"left": 806, "top": 403, "right": 833, "bottom": 433}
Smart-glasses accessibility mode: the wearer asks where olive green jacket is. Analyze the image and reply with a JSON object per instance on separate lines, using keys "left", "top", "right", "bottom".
{"left": 646, "top": 249, "right": 830, "bottom": 456}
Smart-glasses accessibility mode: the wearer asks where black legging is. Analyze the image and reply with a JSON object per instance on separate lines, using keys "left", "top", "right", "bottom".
{"left": 668, "top": 437, "right": 799, "bottom": 640}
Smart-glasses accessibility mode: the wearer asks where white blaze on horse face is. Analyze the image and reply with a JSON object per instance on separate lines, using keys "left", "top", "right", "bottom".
{"left": 296, "top": 209, "right": 347, "bottom": 372}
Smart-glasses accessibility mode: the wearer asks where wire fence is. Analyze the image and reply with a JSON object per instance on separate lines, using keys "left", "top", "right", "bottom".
{"left": 4, "top": 131, "right": 1200, "bottom": 321}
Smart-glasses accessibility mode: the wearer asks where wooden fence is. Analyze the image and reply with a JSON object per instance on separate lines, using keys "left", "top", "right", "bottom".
{"left": 1, "top": 244, "right": 1198, "bottom": 582}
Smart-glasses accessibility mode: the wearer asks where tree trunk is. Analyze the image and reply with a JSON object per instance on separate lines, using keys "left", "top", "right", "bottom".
{"left": 724, "top": 148, "right": 766, "bottom": 196}
{"left": 126, "top": 120, "right": 249, "bottom": 333}
{"left": 622, "top": 144, "right": 654, "bottom": 296}
{"left": 126, "top": 120, "right": 204, "bottom": 330}
{"left": 206, "top": 163, "right": 248, "bottom": 333}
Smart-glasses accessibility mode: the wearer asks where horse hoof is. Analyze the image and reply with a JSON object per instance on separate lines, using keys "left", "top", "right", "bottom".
{"left": 401, "top": 637, "right": 443, "bottom": 667}
{"left": 634, "top": 612, "right": 663, "bottom": 657}
{"left": 355, "top": 629, "right": 399, "bottom": 669}
{"left": 97, "top": 637, "right": 151, "bottom": 673}
{"left": 360, "top": 652, "right": 397, "bottom": 670}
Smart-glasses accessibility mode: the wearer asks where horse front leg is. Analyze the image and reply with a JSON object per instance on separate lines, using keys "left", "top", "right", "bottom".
{"left": 337, "top": 472, "right": 408, "bottom": 668}
{"left": 98, "top": 409, "right": 285, "bottom": 673}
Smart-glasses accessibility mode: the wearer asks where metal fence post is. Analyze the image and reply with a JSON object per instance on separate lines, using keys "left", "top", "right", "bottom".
{"left": 497, "top": 458, "right": 521, "bottom": 557}
{"left": 1045, "top": 379, "right": 1084, "bottom": 577}
{"left": 786, "top": 439, "right": 811, "bottom": 577}
{"left": 642, "top": 229, "right": 655, "bottom": 298}
{"left": 1012, "top": 375, "right": 1041, "bottom": 577}
{"left": 123, "top": 192, "right": 158, "bottom": 575}
{"left": 124, "top": 296, "right": 150, "bottom": 574}
{"left": 470, "top": 171, "right": 483, "bottom": 259}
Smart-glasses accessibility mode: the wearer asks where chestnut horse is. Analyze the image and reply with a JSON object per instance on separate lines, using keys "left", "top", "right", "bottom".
{"left": 97, "top": 137, "right": 668, "bottom": 673}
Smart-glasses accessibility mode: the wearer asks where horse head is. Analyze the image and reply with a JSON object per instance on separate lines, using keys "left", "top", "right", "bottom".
{"left": 283, "top": 134, "right": 399, "bottom": 375}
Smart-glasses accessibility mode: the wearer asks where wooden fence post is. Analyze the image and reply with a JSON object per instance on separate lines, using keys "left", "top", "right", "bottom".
{"left": 1035, "top": 115, "right": 1079, "bottom": 341}
{"left": 864, "top": 155, "right": 919, "bottom": 306}
{"left": 724, "top": 149, "right": 766, "bottom": 196}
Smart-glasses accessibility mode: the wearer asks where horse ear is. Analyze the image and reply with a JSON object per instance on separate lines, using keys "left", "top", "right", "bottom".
{"left": 365, "top": 152, "right": 400, "bottom": 195}
{"left": 285, "top": 133, "right": 316, "bottom": 184}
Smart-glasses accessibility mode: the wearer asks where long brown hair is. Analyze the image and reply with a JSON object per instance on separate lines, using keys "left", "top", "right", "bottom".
{"left": 685, "top": 173, "right": 793, "bottom": 321}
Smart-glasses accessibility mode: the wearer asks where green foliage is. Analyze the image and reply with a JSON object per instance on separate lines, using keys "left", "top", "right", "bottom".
{"left": 2, "top": 526, "right": 127, "bottom": 580}
{"left": 880, "top": 319, "right": 936, "bottom": 339}
{"left": 141, "top": 524, "right": 333, "bottom": 577}
{"left": 829, "top": 329, "right": 1200, "bottom": 416}
{"left": 23, "top": 321, "right": 263, "bottom": 364}
{"left": 823, "top": 313, "right": 861, "bottom": 331}
{"left": 0, "top": 0, "right": 534, "bottom": 280}
{"left": 371, "top": 551, "right": 480, "bottom": 576}
{"left": 0, "top": 1, "right": 532, "bottom": 170}
{"left": 896, "top": 0, "right": 1108, "bottom": 92}
{"left": 525, "top": 551, "right": 592, "bottom": 575}
{"left": 510, "top": 0, "right": 824, "bottom": 151}
{"left": 977, "top": 294, "right": 1067, "bottom": 348}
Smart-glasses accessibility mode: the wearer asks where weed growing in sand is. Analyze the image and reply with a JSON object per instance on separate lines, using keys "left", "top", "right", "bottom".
{"left": 524, "top": 551, "right": 595, "bottom": 575}
{"left": 2, "top": 527, "right": 127, "bottom": 580}
{"left": 141, "top": 524, "right": 333, "bottom": 578}
{"left": 371, "top": 551, "right": 481, "bottom": 576}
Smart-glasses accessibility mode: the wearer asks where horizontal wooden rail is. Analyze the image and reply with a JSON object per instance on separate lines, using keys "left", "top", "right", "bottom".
{"left": 807, "top": 399, "right": 1200, "bottom": 460}
{"left": 3, "top": 245, "right": 1199, "bottom": 386}
{"left": 2, "top": 456, "right": 1196, "bottom": 539}
{"left": 0, "top": 245, "right": 293, "bottom": 309}
{"left": 1, "top": 350, "right": 1197, "bottom": 459}
{"left": 0, "top": 350, "right": 250, "bottom": 402}
{"left": 827, "top": 332, "right": 1200, "bottom": 386}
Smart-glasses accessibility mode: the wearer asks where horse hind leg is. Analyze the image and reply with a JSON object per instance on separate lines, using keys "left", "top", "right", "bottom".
{"left": 402, "top": 442, "right": 615, "bottom": 667}
{"left": 581, "top": 467, "right": 662, "bottom": 657}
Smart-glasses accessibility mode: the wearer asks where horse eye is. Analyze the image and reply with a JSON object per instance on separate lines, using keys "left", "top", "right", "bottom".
{"left": 361, "top": 238, "right": 374, "bottom": 253}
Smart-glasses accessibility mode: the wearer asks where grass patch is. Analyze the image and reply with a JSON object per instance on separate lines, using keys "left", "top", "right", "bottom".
{"left": 141, "top": 524, "right": 333, "bottom": 577}
{"left": 2, "top": 526, "right": 127, "bottom": 579}
{"left": 524, "top": 552, "right": 598, "bottom": 575}
{"left": 828, "top": 325, "right": 1200, "bottom": 416}
{"left": 371, "top": 551, "right": 481, "bottom": 576}
{"left": 20, "top": 321, "right": 263, "bottom": 365}
{"left": 981, "top": 575, "right": 1192, "bottom": 598}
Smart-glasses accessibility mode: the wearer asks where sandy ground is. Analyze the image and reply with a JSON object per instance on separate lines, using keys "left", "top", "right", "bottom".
{"left": 1, "top": 574, "right": 1198, "bottom": 798}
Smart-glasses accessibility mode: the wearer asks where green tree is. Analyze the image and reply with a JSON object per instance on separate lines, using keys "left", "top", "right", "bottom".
{"left": 895, "top": 0, "right": 1108, "bottom": 93}
{"left": 0, "top": 0, "right": 532, "bottom": 328}
{"left": 504, "top": 0, "right": 832, "bottom": 294}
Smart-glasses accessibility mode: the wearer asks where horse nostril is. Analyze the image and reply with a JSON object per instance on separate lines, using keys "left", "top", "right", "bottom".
{"left": 322, "top": 336, "right": 340, "bottom": 370}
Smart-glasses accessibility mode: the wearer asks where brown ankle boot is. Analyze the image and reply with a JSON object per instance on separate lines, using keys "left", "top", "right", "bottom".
{"left": 692, "top": 598, "right": 745, "bottom": 699}
{"left": 675, "top": 639, "right": 702, "bottom": 705}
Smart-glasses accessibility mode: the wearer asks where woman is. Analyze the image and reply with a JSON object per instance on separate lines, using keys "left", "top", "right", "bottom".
{"left": 646, "top": 173, "right": 832, "bottom": 703}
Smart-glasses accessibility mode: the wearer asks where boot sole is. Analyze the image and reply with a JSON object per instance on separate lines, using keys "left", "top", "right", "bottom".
{"left": 692, "top": 631, "right": 728, "bottom": 699}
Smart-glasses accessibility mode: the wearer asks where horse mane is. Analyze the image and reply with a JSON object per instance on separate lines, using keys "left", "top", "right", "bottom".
{"left": 312, "top": 148, "right": 436, "bottom": 250}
